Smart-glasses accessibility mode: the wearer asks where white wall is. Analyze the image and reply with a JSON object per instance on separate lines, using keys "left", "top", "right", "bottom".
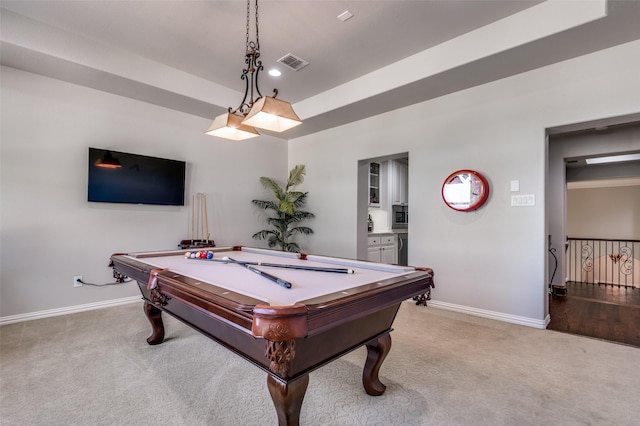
{"left": 0, "top": 66, "right": 287, "bottom": 318}
{"left": 3, "top": 40, "right": 640, "bottom": 327}
{"left": 289, "top": 40, "right": 640, "bottom": 326}
{"left": 567, "top": 186, "right": 640, "bottom": 240}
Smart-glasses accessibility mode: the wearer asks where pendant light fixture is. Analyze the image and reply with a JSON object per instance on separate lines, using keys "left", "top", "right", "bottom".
{"left": 205, "top": 0, "right": 302, "bottom": 140}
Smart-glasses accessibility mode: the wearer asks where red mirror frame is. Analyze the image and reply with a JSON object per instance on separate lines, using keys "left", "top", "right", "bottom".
{"left": 441, "top": 169, "right": 490, "bottom": 212}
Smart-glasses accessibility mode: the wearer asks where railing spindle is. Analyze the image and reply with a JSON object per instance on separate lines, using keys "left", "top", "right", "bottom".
{"left": 566, "top": 237, "right": 639, "bottom": 288}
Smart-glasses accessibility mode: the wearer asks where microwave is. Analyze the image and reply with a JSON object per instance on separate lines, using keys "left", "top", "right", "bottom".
{"left": 392, "top": 205, "right": 408, "bottom": 229}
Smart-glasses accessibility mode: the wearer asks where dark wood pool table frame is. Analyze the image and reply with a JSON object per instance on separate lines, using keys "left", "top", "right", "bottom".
{"left": 110, "top": 247, "right": 434, "bottom": 426}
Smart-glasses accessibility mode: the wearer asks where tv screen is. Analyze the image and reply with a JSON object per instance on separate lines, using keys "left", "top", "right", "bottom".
{"left": 88, "top": 148, "right": 186, "bottom": 206}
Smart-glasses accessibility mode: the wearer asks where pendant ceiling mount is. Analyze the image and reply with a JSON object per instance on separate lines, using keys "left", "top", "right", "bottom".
{"left": 205, "top": 0, "right": 302, "bottom": 141}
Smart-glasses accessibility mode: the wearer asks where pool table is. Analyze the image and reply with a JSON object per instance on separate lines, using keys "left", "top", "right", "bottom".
{"left": 110, "top": 246, "right": 434, "bottom": 425}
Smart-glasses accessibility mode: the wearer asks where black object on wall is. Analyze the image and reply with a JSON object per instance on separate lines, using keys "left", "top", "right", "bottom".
{"left": 88, "top": 148, "right": 186, "bottom": 206}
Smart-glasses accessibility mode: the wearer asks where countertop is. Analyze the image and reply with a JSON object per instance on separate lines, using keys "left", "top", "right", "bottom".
{"left": 369, "top": 229, "right": 407, "bottom": 235}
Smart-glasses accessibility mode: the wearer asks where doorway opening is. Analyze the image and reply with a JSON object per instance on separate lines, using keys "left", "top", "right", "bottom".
{"left": 356, "top": 153, "right": 409, "bottom": 264}
{"left": 546, "top": 119, "right": 640, "bottom": 346}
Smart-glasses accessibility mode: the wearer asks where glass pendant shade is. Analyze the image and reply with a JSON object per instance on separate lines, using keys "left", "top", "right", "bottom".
{"left": 204, "top": 0, "right": 302, "bottom": 140}
{"left": 205, "top": 112, "right": 260, "bottom": 141}
{"left": 242, "top": 97, "right": 302, "bottom": 132}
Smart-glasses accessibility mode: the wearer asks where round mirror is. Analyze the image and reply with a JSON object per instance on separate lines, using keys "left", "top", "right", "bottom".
{"left": 441, "top": 170, "right": 489, "bottom": 212}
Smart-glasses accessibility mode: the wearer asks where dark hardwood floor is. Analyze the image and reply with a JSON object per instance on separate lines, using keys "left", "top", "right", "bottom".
{"left": 548, "top": 282, "right": 640, "bottom": 347}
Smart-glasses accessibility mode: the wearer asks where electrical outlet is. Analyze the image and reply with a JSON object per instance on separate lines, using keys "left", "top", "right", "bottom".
{"left": 74, "top": 275, "right": 83, "bottom": 287}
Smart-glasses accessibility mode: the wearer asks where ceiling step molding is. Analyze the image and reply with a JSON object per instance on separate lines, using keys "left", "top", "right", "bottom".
{"left": 567, "top": 177, "right": 640, "bottom": 189}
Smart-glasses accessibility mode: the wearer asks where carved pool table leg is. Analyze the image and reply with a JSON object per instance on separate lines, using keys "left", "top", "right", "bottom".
{"left": 143, "top": 301, "right": 165, "bottom": 345}
{"left": 363, "top": 333, "right": 392, "bottom": 396}
{"left": 267, "top": 374, "right": 309, "bottom": 426}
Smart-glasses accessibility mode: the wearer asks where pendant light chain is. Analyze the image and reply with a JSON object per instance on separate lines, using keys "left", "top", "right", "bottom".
{"left": 245, "top": 0, "right": 250, "bottom": 51}
{"left": 245, "top": 0, "right": 259, "bottom": 52}
{"left": 255, "top": 0, "right": 259, "bottom": 52}
{"left": 234, "top": 0, "right": 263, "bottom": 115}
{"left": 204, "top": 0, "right": 302, "bottom": 140}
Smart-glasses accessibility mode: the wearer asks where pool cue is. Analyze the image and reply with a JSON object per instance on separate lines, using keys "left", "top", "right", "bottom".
{"left": 203, "top": 193, "right": 210, "bottom": 243}
{"left": 199, "top": 193, "right": 204, "bottom": 241}
{"left": 201, "top": 193, "right": 205, "bottom": 241}
{"left": 227, "top": 257, "right": 292, "bottom": 289}
{"left": 190, "top": 256, "right": 354, "bottom": 274}
{"left": 191, "top": 193, "right": 195, "bottom": 244}
{"left": 196, "top": 193, "right": 199, "bottom": 241}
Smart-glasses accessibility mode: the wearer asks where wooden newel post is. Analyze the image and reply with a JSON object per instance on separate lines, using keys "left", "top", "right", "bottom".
{"left": 252, "top": 304, "right": 309, "bottom": 426}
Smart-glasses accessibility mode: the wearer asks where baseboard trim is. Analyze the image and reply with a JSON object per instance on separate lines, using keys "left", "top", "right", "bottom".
{"left": 427, "top": 300, "right": 549, "bottom": 329}
{"left": 0, "top": 296, "right": 142, "bottom": 326}
{"left": 2, "top": 296, "right": 549, "bottom": 329}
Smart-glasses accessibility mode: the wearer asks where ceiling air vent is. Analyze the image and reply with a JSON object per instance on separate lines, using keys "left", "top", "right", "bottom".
{"left": 277, "top": 53, "right": 309, "bottom": 71}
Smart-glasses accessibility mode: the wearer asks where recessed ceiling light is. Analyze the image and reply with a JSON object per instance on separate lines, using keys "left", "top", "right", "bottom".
{"left": 268, "top": 69, "right": 282, "bottom": 77}
{"left": 585, "top": 153, "right": 640, "bottom": 164}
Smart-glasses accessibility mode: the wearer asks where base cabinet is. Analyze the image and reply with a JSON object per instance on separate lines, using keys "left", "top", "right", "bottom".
{"left": 367, "top": 235, "right": 398, "bottom": 264}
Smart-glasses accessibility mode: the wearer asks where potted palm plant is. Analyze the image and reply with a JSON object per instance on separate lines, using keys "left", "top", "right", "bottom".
{"left": 251, "top": 164, "right": 314, "bottom": 252}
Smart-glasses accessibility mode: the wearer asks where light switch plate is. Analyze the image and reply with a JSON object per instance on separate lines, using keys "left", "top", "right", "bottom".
{"left": 511, "top": 194, "right": 535, "bottom": 207}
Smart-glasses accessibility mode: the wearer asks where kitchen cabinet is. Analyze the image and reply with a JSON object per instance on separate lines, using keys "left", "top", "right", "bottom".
{"left": 367, "top": 234, "right": 398, "bottom": 264}
{"left": 390, "top": 160, "right": 408, "bottom": 205}
{"left": 368, "top": 162, "right": 381, "bottom": 207}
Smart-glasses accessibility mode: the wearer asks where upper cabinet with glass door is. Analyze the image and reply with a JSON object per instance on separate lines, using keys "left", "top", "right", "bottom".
{"left": 368, "top": 162, "right": 380, "bottom": 207}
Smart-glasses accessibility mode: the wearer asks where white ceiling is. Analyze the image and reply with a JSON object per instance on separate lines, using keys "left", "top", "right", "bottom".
{"left": 2, "top": 0, "right": 640, "bottom": 139}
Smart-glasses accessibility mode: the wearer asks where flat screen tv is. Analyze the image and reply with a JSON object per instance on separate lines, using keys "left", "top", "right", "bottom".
{"left": 88, "top": 148, "right": 186, "bottom": 206}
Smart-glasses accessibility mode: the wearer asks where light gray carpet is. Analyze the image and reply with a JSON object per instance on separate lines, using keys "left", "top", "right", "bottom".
{"left": 1, "top": 301, "right": 638, "bottom": 425}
